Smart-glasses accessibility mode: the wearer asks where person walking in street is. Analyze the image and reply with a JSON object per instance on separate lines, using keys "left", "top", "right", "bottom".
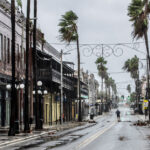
{"left": 116, "top": 109, "right": 121, "bottom": 122}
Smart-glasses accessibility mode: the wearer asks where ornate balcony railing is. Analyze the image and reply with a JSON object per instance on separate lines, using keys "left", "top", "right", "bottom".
{"left": 52, "top": 69, "right": 73, "bottom": 90}
{"left": 37, "top": 68, "right": 51, "bottom": 81}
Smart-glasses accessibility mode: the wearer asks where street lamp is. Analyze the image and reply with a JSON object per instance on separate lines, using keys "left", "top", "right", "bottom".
{"left": 37, "top": 80, "right": 42, "bottom": 87}
{"left": 6, "top": 82, "right": 25, "bottom": 133}
{"left": 6, "top": 84, "right": 11, "bottom": 90}
{"left": 33, "top": 80, "right": 48, "bottom": 129}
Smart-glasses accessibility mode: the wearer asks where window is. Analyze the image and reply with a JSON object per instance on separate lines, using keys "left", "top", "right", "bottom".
{"left": 24, "top": 48, "right": 26, "bottom": 69}
{"left": 0, "top": 34, "right": 3, "bottom": 60}
{"left": 7, "top": 38, "right": 10, "bottom": 64}
{"left": 17, "top": 44, "right": 19, "bottom": 68}
{"left": 4, "top": 36, "right": 6, "bottom": 64}
{"left": 20, "top": 45, "right": 22, "bottom": 68}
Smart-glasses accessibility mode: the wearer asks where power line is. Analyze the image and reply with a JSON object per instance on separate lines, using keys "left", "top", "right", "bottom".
{"left": 116, "top": 80, "right": 134, "bottom": 84}
{"left": 50, "top": 41, "right": 145, "bottom": 46}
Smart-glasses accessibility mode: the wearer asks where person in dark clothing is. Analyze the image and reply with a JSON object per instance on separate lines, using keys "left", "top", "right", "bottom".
{"left": 116, "top": 109, "right": 121, "bottom": 121}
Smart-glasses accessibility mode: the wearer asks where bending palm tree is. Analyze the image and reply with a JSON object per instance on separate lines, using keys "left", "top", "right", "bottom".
{"left": 95, "top": 57, "right": 107, "bottom": 114}
{"left": 128, "top": 0, "right": 150, "bottom": 98}
{"left": 123, "top": 56, "right": 139, "bottom": 107}
{"left": 58, "top": 11, "right": 82, "bottom": 121}
{"left": 127, "top": 84, "right": 131, "bottom": 94}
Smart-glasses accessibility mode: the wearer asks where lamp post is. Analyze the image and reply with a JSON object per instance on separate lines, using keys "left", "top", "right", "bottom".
{"left": 7, "top": 82, "right": 25, "bottom": 133}
{"left": 33, "top": 81, "right": 48, "bottom": 129}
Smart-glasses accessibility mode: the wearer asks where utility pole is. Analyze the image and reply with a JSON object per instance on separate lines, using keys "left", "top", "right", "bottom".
{"left": 33, "top": 0, "right": 40, "bottom": 129}
{"left": 9, "top": 0, "right": 16, "bottom": 136}
{"left": 146, "top": 56, "right": 150, "bottom": 120}
{"left": 77, "top": 36, "right": 81, "bottom": 122}
{"left": 24, "top": 0, "right": 30, "bottom": 132}
{"left": 60, "top": 50, "right": 63, "bottom": 124}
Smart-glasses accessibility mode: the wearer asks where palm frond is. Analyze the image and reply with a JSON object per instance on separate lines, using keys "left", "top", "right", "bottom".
{"left": 58, "top": 10, "right": 78, "bottom": 43}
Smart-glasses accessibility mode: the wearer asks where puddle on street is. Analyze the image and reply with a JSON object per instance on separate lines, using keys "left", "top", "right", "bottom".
{"left": 45, "top": 134, "right": 84, "bottom": 149}
{"left": 13, "top": 134, "right": 84, "bottom": 150}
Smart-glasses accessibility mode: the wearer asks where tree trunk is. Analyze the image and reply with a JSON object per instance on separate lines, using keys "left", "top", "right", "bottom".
{"left": 8, "top": 0, "right": 16, "bottom": 136}
{"left": 77, "top": 35, "right": 81, "bottom": 122}
{"left": 105, "top": 84, "right": 108, "bottom": 112}
{"left": 24, "top": 0, "right": 30, "bottom": 132}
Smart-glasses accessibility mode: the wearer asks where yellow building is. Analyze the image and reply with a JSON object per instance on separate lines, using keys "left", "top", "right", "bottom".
{"left": 44, "top": 93, "right": 60, "bottom": 125}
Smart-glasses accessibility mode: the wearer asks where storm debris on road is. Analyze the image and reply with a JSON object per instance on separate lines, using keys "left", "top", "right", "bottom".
{"left": 88, "top": 120, "right": 96, "bottom": 123}
{"left": 133, "top": 120, "right": 149, "bottom": 126}
{"left": 119, "top": 136, "right": 126, "bottom": 141}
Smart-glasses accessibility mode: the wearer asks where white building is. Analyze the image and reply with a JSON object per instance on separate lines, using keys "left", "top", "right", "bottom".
{"left": 88, "top": 73, "right": 99, "bottom": 114}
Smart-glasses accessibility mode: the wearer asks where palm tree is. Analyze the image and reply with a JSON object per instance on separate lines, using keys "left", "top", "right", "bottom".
{"left": 108, "top": 77, "right": 114, "bottom": 100}
{"left": 112, "top": 82, "right": 117, "bottom": 99}
{"left": 128, "top": 0, "right": 150, "bottom": 98}
{"left": 24, "top": 0, "right": 30, "bottom": 132}
{"left": 123, "top": 55, "right": 139, "bottom": 80}
{"left": 128, "top": 0, "right": 150, "bottom": 58}
{"left": 123, "top": 55, "right": 139, "bottom": 107}
{"left": 104, "top": 73, "right": 109, "bottom": 100}
{"left": 95, "top": 57, "right": 107, "bottom": 113}
{"left": 127, "top": 84, "right": 131, "bottom": 94}
{"left": 109, "top": 78, "right": 115, "bottom": 99}
{"left": 104, "top": 73, "right": 111, "bottom": 111}
{"left": 58, "top": 11, "right": 82, "bottom": 121}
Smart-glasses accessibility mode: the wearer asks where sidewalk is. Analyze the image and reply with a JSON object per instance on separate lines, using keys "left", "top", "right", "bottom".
{"left": 0, "top": 112, "right": 108, "bottom": 149}
{"left": 136, "top": 114, "right": 149, "bottom": 122}
{"left": 0, "top": 121, "right": 94, "bottom": 149}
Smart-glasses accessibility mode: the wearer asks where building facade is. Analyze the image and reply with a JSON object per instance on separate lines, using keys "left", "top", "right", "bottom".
{"left": 0, "top": 0, "right": 75, "bottom": 129}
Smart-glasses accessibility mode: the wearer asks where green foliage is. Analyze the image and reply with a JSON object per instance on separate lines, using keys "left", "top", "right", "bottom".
{"left": 128, "top": 0, "right": 150, "bottom": 39}
{"left": 95, "top": 57, "right": 107, "bottom": 79}
{"left": 121, "top": 95, "right": 124, "bottom": 100}
{"left": 127, "top": 84, "right": 131, "bottom": 93}
{"left": 58, "top": 10, "right": 78, "bottom": 43}
{"left": 105, "top": 75, "right": 117, "bottom": 95}
{"left": 130, "top": 92, "right": 136, "bottom": 102}
{"left": 16, "top": 0, "right": 22, "bottom": 9}
{"left": 122, "top": 55, "right": 139, "bottom": 79}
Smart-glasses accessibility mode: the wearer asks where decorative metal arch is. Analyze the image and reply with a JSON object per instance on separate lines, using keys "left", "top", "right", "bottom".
{"left": 63, "top": 42, "right": 146, "bottom": 58}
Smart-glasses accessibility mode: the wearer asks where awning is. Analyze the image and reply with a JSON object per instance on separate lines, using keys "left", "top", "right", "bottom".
{"left": 81, "top": 95, "right": 89, "bottom": 99}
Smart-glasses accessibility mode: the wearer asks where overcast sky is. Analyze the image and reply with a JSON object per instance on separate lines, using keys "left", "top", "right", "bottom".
{"left": 21, "top": 0, "right": 148, "bottom": 98}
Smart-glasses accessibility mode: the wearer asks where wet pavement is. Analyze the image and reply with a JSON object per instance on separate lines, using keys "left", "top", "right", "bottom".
{"left": 2, "top": 106, "right": 150, "bottom": 150}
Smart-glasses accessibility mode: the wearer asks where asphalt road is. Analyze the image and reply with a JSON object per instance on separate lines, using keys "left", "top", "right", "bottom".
{"left": 3, "top": 106, "right": 150, "bottom": 150}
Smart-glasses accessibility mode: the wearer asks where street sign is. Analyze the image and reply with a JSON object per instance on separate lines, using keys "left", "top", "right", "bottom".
{"left": 143, "top": 100, "right": 148, "bottom": 109}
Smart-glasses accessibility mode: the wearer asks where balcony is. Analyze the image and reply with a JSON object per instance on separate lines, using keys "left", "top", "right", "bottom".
{"left": 37, "top": 69, "right": 51, "bottom": 81}
{"left": 52, "top": 69, "right": 73, "bottom": 90}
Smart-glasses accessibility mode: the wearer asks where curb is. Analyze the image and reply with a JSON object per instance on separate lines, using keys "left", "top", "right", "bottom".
{"left": 0, "top": 130, "right": 56, "bottom": 149}
{"left": 0, "top": 122, "right": 96, "bottom": 149}
{"left": 0, "top": 116, "right": 102, "bottom": 149}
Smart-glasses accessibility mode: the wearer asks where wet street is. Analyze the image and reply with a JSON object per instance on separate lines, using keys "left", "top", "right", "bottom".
{"left": 3, "top": 106, "right": 150, "bottom": 150}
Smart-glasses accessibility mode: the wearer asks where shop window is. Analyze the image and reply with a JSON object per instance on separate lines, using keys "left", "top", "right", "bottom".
{"left": 7, "top": 38, "right": 10, "bottom": 64}
{"left": 4, "top": 36, "right": 6, "bottom": 64}
{"left": 20, "top": 46, "right": 22, "bottom": 68}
